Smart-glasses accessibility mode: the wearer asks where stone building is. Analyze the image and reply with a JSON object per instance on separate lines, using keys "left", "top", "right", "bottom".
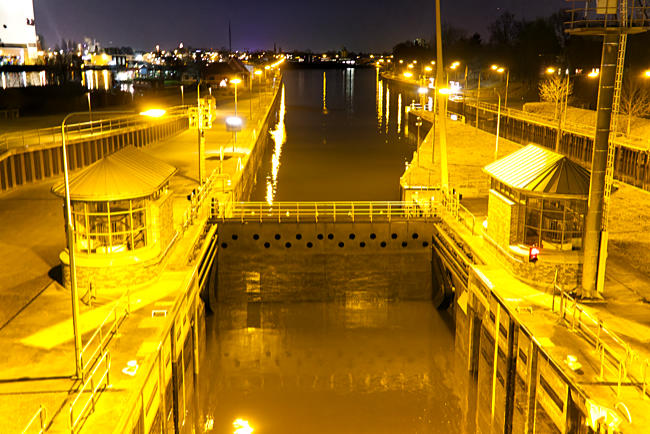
{"left": 483, "top": 144, "right": 591, "bottom": 289}
{"left": 52, "top": 146, "right": 177, "bottom": 293}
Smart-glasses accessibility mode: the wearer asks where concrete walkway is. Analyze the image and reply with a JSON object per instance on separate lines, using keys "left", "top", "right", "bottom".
{"left": 0, "top": 83, "right": 280, "bottom": 432}
{"left": 402, "top": 107, "right": 650, "bottom": 430}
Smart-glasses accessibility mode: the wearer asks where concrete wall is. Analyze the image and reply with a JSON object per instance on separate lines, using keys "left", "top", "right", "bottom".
{"left": 216, "top": 222, "right": 435, "bottom": 303}
{"left": 487, "top": 189, "right": 519, "bottom": 248}
{"left": 454, "top": 270, "right": 587, "bottom": 433}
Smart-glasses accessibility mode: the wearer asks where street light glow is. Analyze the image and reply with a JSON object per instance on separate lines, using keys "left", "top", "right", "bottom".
{"left": 588, "top": 69, "right": 599, "bottom": 78}
{"left": 254, "top": 70, "right": 262, "bottom": 76}
{"left": 139, "top": 109, "right": 166, "bottom": 118}
{"left": 231, "top": 78, "right": 242, "bottom": 85}
{"left": 644, "top": 69, "right": 650, "bottom": 78}
{"left": 546, "top": 67, "right": 556, "bottom": 74}
{"left": 497, "top": 67, "right": 505, "bottom": 73}
{"left": 424, "top": 66, "right": 432, "bottom": 72}
{"left": 418, "top": 87, "right": 428, "bottom": 94}
{"left": 491, "top": 64, "right": 498, "bottom": 70}
{"left": 226, "top": 116, "right": 243, "bottom": 126}
{"left": 407, "top": 64, "right": 414, "bottom": 69}
{"left": 403, "top": 71, "right": 413, "bottom": 78}
{"left": 438, "top": 87, "right": 451, "bottom": 95}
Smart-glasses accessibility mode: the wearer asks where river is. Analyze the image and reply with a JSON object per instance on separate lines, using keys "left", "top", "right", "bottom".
{"left": 198, "top": 68, "right": 464, "bottom": 434}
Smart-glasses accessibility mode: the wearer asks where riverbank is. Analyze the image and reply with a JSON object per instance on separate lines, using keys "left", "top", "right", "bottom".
{"left": 397, "top": 102, "right": 650, "bottom": 431}
{"left": 0, "top": 78, "right": 282, "bottom": 433}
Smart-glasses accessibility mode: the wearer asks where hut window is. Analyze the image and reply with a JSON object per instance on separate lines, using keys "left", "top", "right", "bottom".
{"left": 72, "top": 198, "right": 148, "bottom": 254}
{"left": 523, "top": 197, "right": 586, "bottom": 250}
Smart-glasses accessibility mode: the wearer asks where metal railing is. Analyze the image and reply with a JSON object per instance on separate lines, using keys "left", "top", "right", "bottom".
{"left": 552, "top": 279, "right": 650, "bottom": 399}
{"left": 564, "top": 0, "right": 650, "bottom": 32}
{"left": 0, "top": 106, "right": 188, "bottom": 153}
{"left": 21, "top": 405, "right": 47, "bottom": 434}
{"left": 217, "top": 201, "right": 439, "bottom": 223}
{"left": 79, "top": 299, "right": 129, "bottom": 382}
{"left": 69, "top": 351, "right": 111, "bottom": 434}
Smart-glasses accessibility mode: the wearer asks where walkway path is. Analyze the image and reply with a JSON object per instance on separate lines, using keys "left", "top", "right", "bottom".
{"left": 0, "top": 82, "right": 280, "bottom": 433}
{"left": 402, "top": 108, "right": 650, "bottom": 430}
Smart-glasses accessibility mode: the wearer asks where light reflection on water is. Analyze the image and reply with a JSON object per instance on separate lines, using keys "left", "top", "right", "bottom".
{"left": 210, "top": 69, "right": 465, "bottom": 433}
{"left": 200, "top": 301, "right": 461, "bottom": 434}
{"left": 250, "top": 68, "right": 421, "bottom": 202}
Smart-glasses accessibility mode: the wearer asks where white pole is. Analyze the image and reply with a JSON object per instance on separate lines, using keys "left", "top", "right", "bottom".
{"left": 61, "top": 114, "right": 82, "bottom": 379}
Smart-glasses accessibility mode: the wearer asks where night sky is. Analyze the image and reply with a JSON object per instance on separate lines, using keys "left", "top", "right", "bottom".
{"left": 34, "top": 0, "right": 566, "bottom": 52}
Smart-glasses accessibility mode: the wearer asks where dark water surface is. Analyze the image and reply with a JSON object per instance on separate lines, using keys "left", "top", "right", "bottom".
{"left": 199, "top": 69, "right": 463, "bottom": 434}
{"left": 250, "top": 68, "right": 421, "bottom": 202}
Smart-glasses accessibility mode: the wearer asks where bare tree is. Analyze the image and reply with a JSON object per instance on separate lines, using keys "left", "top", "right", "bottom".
{"left": 538, "top": 74, "right": 573, "bottom": 120}
{"left": 620, "top": 77, "right": 650, "bottom": 137}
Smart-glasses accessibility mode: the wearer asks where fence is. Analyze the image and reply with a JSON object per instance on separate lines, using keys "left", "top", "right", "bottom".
{"left": 216, "top": 201, "right": 440, "bottom": 224}
{"left": 21, "top": 405, "right": 46, "bottom": 434}
{"left": 79, "top": 299, "right": 129, "bottom": 382}
{"left": 0, "top": 109, "right": 189, "bottom": 192}
{"left": 552, "top": 277, "right": 649, "bottom": 402}
{"left": 455, "top": 100, "right": 650, "bottom": 192}
{"left": 69, "top": 351, "right": 111, "bottom": 433}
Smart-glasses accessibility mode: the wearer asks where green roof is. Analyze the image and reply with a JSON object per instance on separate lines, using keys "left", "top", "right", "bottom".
{"left": 483, "top": 144, "right": 591, "bottom": 197}
{"left": 52, "top": 146, "right": 177, "bottom": 201}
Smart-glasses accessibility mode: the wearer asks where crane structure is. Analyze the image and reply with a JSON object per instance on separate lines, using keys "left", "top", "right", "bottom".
{"left": 564, "top": 0, "right": 650, "bottom": 297}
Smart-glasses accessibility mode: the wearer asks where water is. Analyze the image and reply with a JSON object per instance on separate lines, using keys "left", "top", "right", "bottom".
{"left": 199, "top": 69, "right": 462, "bottom": 434}
{"left": 250, "top": 68, "right": 421, "bottom": 202}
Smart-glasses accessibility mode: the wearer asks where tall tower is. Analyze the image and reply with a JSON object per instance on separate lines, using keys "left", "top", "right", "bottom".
{"left": 564, "top": 0, "right": 650, "bottom": 297}
{"left": 0, "top": 0, "right": 38, "bottom": 64}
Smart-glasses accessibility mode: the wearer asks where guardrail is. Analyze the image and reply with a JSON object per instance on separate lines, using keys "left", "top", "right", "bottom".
{"left": 69, "top": 351, "right": 111, "bottom": 434}
{"left": 552, "top": 279, "right": 649, "bottom": 399}
{"left": 0, "top": 106, "right": 188, "bottom": 153}
{"left": 21, "top": 404, "right": 46, "bottom": 434}
{"left": 79, "top": 299, "right": 129, "bottom": 382}
{"left": 217, "top": 201, "right": 439, "bottom": 223}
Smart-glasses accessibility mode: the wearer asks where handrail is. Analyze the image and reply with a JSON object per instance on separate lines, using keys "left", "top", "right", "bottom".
{"left": 79, "top": 299, "right": 129, "bottom": 382}
{"left": 21, "top": 404, "right": 46, "bottom": 434}
{"left": 220, "top": 201, "right": 439, "bottom": 223}
{"left": 69, "top": 351, "right": 111, "bottom": 433}
{"left": 0, "top": 106, "right": 189, "bottom": 153}
{"left": 552, "top": 282, "right": 650, "bottom": 398}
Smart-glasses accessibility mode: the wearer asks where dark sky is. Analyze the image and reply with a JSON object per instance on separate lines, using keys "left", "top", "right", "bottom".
{"left": 34, "top": 0, "right": 566, "bottom": 52}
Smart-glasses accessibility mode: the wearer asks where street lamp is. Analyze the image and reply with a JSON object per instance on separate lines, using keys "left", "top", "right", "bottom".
{"left": 254, "top": 70, "right": 263, "bottom": 108}
{"left": 415, "top": 116, "right": 423, "bottom": 166}
{"left": 180, "top": 84, "right": 184, "bottom": 106}
{"left": 494, "top": 65, "right": 510, "bottom": 108}
{"left": 61, "top": 108, "right": 165, "bottom": 379}
{"left": 231, "top": 77, "right": 242, "bottom": 146}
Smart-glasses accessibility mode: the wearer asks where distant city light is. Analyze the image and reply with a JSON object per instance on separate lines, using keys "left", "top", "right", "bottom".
{"left": 588, "top": 69, "right": 600, "bottom": 78}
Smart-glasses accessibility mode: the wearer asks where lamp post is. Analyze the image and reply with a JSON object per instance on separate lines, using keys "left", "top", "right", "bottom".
{"left": 492, "top": 65, "right": 510, "bottom": 109}
{"left": 197, "top": 81, "right": 205, "bottom": 184}
{"left": 495, "top": 93, "right": 501, "bottom": 161}
{"left": 86, "top": 92, "right": 92, "bottom": 125}
{"left": 476, "top": 71, "right": 481, "bottom": 127}
{"left": 254, "top": 69, "right": 263, "bottom": 109}
{"left": 180, "top": 85, "right": 184, "bottom": 106}
{"left": 231, "top": 77, "right": 242, "bottom": 146}
{"left": 61, "top": 108, "right": 165, "bottom": 379}
{"left": 415, "top": 116, "right": 423, "bottom": 166}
